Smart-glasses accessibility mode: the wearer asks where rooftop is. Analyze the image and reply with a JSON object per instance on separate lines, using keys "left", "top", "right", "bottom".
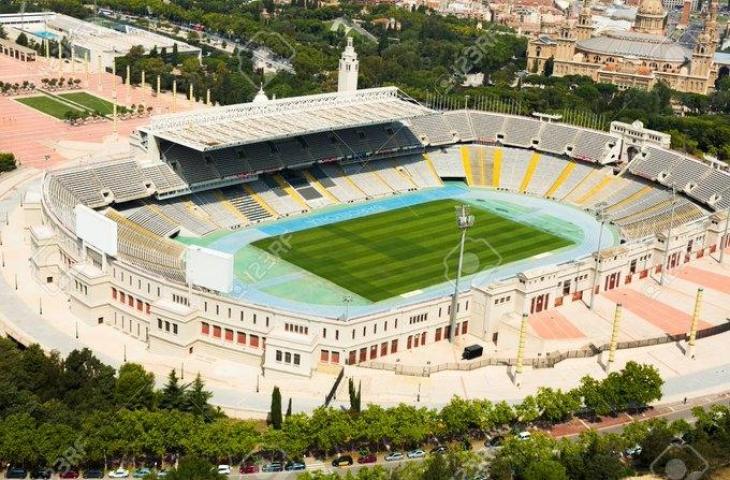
{"left": 577, "top": 30, "right": 691, "bottom": 62}
{"left": 139, "top": 87, "right": 434, "bottom": 152}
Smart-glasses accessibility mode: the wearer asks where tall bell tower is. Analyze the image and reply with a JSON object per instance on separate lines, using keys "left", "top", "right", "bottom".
{"left": 575, "top": 0, "right": 595, "bottom": 41}
{"left": 338, "top": 37, "right": 359, "bottom": 93}
{"left": 691, "top": 0, "right": 718, "bottom": 79}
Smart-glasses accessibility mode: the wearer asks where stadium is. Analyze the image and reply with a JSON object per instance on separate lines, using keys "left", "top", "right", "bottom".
{"left": 27, "top": 45, "right": 730, "bottom": 381}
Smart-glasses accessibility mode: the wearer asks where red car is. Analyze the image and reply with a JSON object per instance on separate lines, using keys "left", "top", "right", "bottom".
{"left": 239, "top": 464, "right": 259, "bottom": 474}
{"left": 59, "top": 471, "right": 80, "bottom": 479}
{"left": 357, "top": 454, "right": 377, "bottom": 464}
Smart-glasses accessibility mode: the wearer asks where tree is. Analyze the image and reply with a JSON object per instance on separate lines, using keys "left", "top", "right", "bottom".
{"left": 115, "top": 363, "right": 155, "bottom": 410}
{"left": 159, "top": 369, "right": 186, "bottom": 410}
{"left": 270, "top": 386, "right": 282, "bottom": 430}
{"left": 543, "top": 56, "right": 554, "bottom": 77}
{"left": 0, "top": 24, "right": 7, "bottom": 40}
{"left": 523, "top": 459, "right": 568, "bottom": 480}
{"left": 0, "top": 152, "right": 17, "bottom": 172}
{"left": 536, "top": 387, "right": 580, "bottom": 423}
{"left": 15, "top": 32, "right": 29, "bottom": 47}
{"left": 182, "top": 374, "right": 214, "bottom": 419}
{"left": 164, "top": 455, "right": 222, "bottom": 480}
{"left": 440, "top": 397, "right": 477, "bottom": 438}
{"left": 615, "top": 361, "right": 663, "bottom": 410}
{"left": 285, "top": 398, "right": 292, "bottom": 418}
{"left": 171, "top": 43, "right": 180, "bottom": 65}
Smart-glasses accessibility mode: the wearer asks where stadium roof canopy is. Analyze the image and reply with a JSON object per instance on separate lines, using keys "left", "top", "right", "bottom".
{"left": 139, "top": 87, "right": 434, "bottom": 152}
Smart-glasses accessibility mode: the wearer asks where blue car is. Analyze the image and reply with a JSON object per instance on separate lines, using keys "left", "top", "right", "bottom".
{"left": 261, "top": 463, "right": 283, "bottom": 472}
{"left": 284, "top": 462, "right": 305, "bottom": 471}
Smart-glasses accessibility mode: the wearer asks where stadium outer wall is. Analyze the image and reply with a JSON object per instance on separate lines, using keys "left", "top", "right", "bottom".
{"left": 27, "top": 181, "right": 730, "bottom": 379}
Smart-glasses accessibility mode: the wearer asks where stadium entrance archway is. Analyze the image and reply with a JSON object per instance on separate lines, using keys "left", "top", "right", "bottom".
{"left": 626, "top": 145, "right": 641, "bottom": 161}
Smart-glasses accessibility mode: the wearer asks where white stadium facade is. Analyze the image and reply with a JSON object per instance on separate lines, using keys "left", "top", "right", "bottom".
{"left": 26, "top": 44, "right": 730, "bottom": 380}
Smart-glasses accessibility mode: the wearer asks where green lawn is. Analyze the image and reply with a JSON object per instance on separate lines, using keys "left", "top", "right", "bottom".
{"left": 58, "top": 92, "right": 121, "bottom": 116}
{"left": 253, "top": 200, "right": 573, "bottom": 302}
{"left": 15, "top": 95, "right": 83, "bottom": 119}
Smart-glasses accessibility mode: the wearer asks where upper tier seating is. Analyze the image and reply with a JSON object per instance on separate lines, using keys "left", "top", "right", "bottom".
{"left": 163, "top": 143, "right": 220, "bottom": 185}
{"left": 470, "top": 112, "right": 505, "bottom": 142}
{"left": 630, "top": 146, "right": 684, "bottom": 180}
{"left": 571, "top": 130, "right": 617, "bottom": 163}
{"left": 501, "top": 117, "right": 541, "bottom": 148}
{"left": 140, "top": 164, "right": 187, "bottom": 194}
{"left": 408, "top": 114, "right": 455, "bottom": 145}
{"left": 442, "top": 111, "right": 475, "bottom": 142}
{"left": 538, "top": 123, "right": 579, "bottom": 155}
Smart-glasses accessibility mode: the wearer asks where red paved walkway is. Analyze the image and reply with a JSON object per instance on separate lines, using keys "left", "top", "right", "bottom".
{"left": 604, "top": 288, "right": 711, "bottom": 335}
{"left": 0, "top": 55, "right": 202, "bottom": 168}
{"left": 673, "top": 266, "right": 730, "bottom": 295}
{"left": 529, "top": 310, "right": 585, "bottom": 339}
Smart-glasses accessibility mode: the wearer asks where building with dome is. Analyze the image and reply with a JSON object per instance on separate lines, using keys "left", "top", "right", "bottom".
{"left": 527, "top": 0, "right": 719, "bottom": 94}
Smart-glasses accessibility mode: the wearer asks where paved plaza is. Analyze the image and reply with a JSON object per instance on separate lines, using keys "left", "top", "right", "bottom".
{"left": 0, "top": 54, "right": 202, "bottom": 168}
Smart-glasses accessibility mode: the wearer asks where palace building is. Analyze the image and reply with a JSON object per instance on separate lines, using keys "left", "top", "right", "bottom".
{"left": 527, "top": 0, "right": 719, "bottom": 94}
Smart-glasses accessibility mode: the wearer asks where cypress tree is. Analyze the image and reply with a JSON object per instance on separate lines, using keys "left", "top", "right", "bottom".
{"left": 270, "top": 386, "right": 282, "bottom": 429}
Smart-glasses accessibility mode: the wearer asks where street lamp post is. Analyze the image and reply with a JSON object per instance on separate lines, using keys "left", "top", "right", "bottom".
{"left": 589, "top": 203, "right": 607, "bottom": 310}
{"left": 449, "top": 205, "right": 475, "bottom": 343}
{"left": 660, "top": 184, "right": 677, "bottom": 286}
{"left": 343, "top": 295, "right": 353, "bottom": 320}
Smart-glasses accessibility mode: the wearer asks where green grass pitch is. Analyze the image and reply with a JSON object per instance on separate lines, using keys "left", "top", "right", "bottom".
{"left": 252, "top": 200, "right": 573, "bottom": 302}
{"left": 16, "top": 95, "right": 82, "bottom": 119}
{"left": 58, "top": 92, "right": 121, "bottom": 115}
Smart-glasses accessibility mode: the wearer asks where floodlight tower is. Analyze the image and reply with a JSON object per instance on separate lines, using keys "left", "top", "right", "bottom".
{"left": 589, "top": 202, "right": 608, "bottom": 310}
{"left": 449, "top": 204, "right": 475, "bottom": 344}
{"left": 720, "top": 208, "right": 729, "bottom": 264}
{"left": 660, "top": 184, "right": 677, "bottom": 286}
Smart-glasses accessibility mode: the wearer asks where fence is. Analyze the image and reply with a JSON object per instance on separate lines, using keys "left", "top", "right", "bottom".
{"left": 361, "top": 321, "right": 730, "bottom": 377}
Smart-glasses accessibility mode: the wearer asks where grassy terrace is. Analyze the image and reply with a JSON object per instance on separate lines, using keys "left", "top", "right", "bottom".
{"left": 253, "top": 200, "right": 573, "bottom": 302}
{"left": 58, "top": 92, "right": 120, "bottom": 115}
{"left": 15, "top": 95, "right": 83, "bottom": 119}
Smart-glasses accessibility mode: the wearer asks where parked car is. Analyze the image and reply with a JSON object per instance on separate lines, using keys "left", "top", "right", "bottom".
{"left": 517, "top": 431, "right": 531, "bottom": 441}
{"left": 108, "top": 468, "right": 130, "bottom": 478}
{"left": 430, "top": 445, "right": 447, "bottom": 455}
{"left": 132, "top": 468, "right": 151, "bottom": 478}
{"left": 239, "top": 464, "right": 259, "bottom": 474}
{"left": 29, "top": 467, "right": 51, "bottom": 479}
{"left": 5, "top": 468, "right": 27, "bottom": 479}
{"left": 284, "top": 462, "right": 305, "bottom": 471}
{"left": 82, "top": 469, "right": 104, "bottom": 479}
{"left": 216, "top": 465, "right": 231, "bottom": 475}
{"left": 486, "top": 435, "right": 504, "bottom": 448}
{"left": 357, "top": 454, "right": 377, "bottom": 464}
{"left": 59, "top": 471, "right": 79, "bottom": 479}
{"left": 625, "top": 445, "right": 642, "bottom": 457}
{"left": 407, "top": 449, "right": 425, "bottom": 459}
{"left": 331, "top": 455, "right": 354, "bottom": 467}
{"left": 261, "top": 463, "right": 283, "bottom": 472}
{"left": 384, "top": 452, "right": 404, "bottom": 462}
